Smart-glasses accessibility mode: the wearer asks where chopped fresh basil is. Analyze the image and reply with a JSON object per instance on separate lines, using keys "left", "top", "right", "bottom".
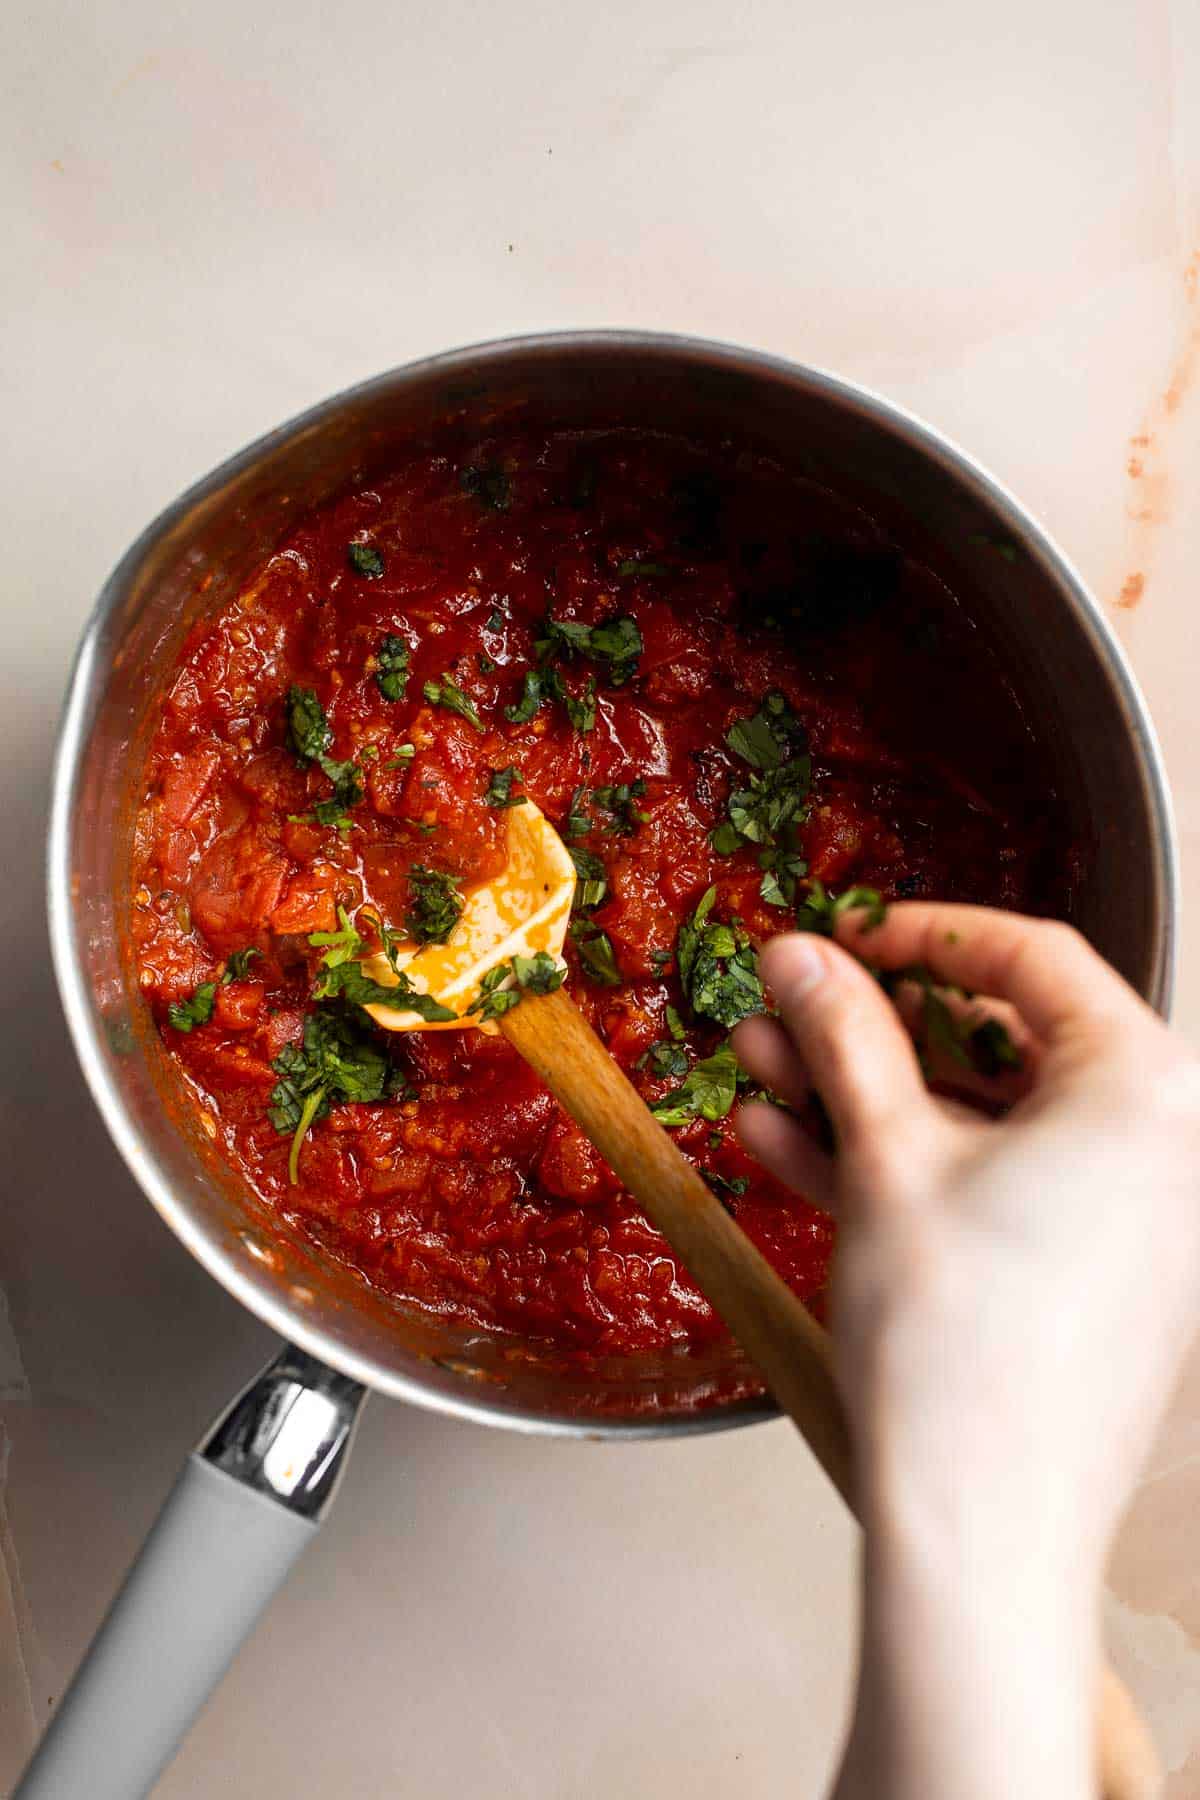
{"left": 561, "top": 675, "right": 597, "bottom": 733}
{"left": 286, "top": 685, "right": 332, "bottom": 764}
{"left": 285, "top": 686, "right": 366, "bottom": 822}
{"left": 167, "top": 947, "right": 261, "bottom": 1029}
{"left": 568, "top": 844, "right": 607, "bottom": 910}
{"left": 269, "top": 1010, "right": 391, "bottom": 1183}
{"left": 709, "top": 693, "right": 812, "bottom": 896}
{"left": 461, "top": 464, "right": 511, "bottom": 511}
{"left": 309, "top": 906, "right": 363, "bottom": 971}
{"left": 504, "top": 667, "right": 551, "bottom": 724}
{"left": 651, "top": 1042, "right": 740, "bottom": 1127}
{"left": 376, "top": 634, "right": 411, "bottom": 701}
{"left": 472, "top": 963, "right": 522, "bottom": 1022}
{"left": 795, "top": 881, "right": 887, "bottom": 936}
{"left": 591, "top": 779, "right": 648, "bottom": 836}
{"left": 383, "top": 745, "right": 416, "bottom": 769}
{"left": 423, "top": 674, "right": 484, "bottom": 731}
{"left": 968, "top": 1015, "right": 1022, "bottom": 1075}
{"left": 568, "top": 918, "right": 622, "bottom": 986}
{"left": 877, "top": 961, "right": 1021, "bottom": 1081}
{"left": 538, "top": 614, "right": 643, "bottom": 687}
{"left": 701, "top": 1168, "right": 749, "bottom": 1199}
{"left": 484, "top": 765, "right": 527, "bottom": 809}
{"left": 725, "top": 692, "right": 804, "bottom": 770}
{"left": 405, "top": 865, "right": 463, "bottom": 945}
{"left": 616, "top": 558, "right": 671, "bottom": 577}
{"left": 477, "top": 654, "right": 498, "bottom": 675}
{"left": 471, "top": 951, "right": 565, "bottom": 1022}
{"left": 348, "top": 541, "right": 385, "bottom": 579}
{"left": 486, "top": 606, "right": 505, "bottom": 631}
{"left": 758, "top": 846, "right": 809, "bottom": 909}
{"left": 676, "top": 886, "right": 764, "bottom": 1028}
{"left": 638, "top": 1040, "right": 689, "bottom": 1079}
{"left": 563, "top": 787, "right": 592, "bottom": 839}
{"left": 166, "top": 980, "right": 218, "bottom": 1033}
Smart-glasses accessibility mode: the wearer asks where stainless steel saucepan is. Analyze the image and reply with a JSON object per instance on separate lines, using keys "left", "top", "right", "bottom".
{"left": 25, "top": 333, "right": 1176, "bottom": 1797}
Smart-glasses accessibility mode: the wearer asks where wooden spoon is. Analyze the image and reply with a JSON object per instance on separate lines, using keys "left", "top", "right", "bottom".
{"left": 361, "top": 802, "right": 1159, "bottom": 1800}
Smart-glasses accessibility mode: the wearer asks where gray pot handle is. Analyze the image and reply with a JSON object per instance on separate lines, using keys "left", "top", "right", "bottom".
{"left": 16, "top": 1345, "right": 366, "bottom": 1800}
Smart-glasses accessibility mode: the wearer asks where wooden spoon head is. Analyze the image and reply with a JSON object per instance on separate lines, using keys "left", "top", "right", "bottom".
{"left": 362, "top": 799, "right": 575, "bottom": 1032}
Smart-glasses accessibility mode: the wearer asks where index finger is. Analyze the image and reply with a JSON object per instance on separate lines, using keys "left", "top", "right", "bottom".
{"left": 835, "top": 902, "right": 1146, "bottom": 1042}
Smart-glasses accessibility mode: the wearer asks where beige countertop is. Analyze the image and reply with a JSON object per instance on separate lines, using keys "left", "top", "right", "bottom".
{"left": 3, "top": 0, "right": 1200, "bottom": 1791}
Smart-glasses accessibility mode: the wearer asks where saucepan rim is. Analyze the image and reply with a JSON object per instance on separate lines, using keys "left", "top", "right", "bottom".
{"left": 46, "top": 328, "right": 1178, "bottom": 1438}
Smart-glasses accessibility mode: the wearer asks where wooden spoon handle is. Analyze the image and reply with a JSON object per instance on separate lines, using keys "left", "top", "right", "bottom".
{"left": 500, "top": 986, "right": 1159, "bottom": 1800}
{"left": 502, "top": 984, "right": 855, "bottom": 1500}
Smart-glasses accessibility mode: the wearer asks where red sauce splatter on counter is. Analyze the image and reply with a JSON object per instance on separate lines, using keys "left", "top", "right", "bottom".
{"left": 130, "top": 429, "right": 1064, "bottom": 1358}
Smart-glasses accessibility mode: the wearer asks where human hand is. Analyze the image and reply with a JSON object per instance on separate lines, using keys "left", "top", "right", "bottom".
{"left": 732, "top": 905, "right": 1200, "bottom": 1799}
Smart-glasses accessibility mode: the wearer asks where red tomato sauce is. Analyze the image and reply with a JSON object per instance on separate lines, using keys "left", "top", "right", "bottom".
{"left": 129, "top": 429, "right": 1061, "bottom": 1357}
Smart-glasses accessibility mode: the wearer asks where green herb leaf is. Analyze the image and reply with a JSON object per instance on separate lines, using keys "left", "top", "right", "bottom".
{"left": 651, "top": 1042, "right": 740, "bottom": 1127}
{"left": 969, "top": 1015, "right": 1022, "bottom": 1075}
{"left": 568, "top": 918, "right": 622, "bottom": 986}
{"left": 591, "top": 779, "right": 648, "bottom": 836}
{"left": 286, "top": 685, "right": 332, "bottom": 764}
{"left": 561, "top": 675, "right": 597, "bottom": 733}
{"left": 461, "top": 464, "right": 511, "bottom": 511}
{"left": 875, "top": 963, "right": 1021, "bottom": 1081}
{"left": 675, "top": 886, "right": 764, "bottom": 1028}
{"left": 616, "top": 559, "right": 671, "bottom": 577}
{"left": 309, "top": 906, "right": 364, "bottom": 969}
{"left": 503, "top": 668, "right": 550, "bottom": 724}
{"left": 312, "top": 960, "right": 403, "bottom": 1008}
{"left": 166, "top": 981, "right": 218, "bottom": 1032}
{"left": 284, "top": 685, "right": 366, "bottom": 822}
{"left": 568, "top": 844, "right": 607, "bottom": 910}
{"left": 472, "top": 964, "right": 523, "bottom": 1022}
{"left": 795, "top": 882, "right": 887, "bottom": 936}
{"left": 486, "top": 606, "right": 505, "bottom": 631}
{"left": 511, "top": 951, "right": 565, "bottom": 994}
{"left": 348, "top": 541, "right": 385, "bottom": 579}
{"left": 563, "top": 785, "right": 591, "bottom": 839}
{"left": 709, "top": 693, "right": 812, "bottom": 869}
{"left": 538, "top": 614, "right": 643, "bottom": 687}
{"left": 167, "top": 947, "right": 262, "bottom": 1028}
{"left": 269, "top": 1009, "right": 392, "bottom": 1183}
{"left": 725, "top": 692, "right": 802, "bottom": 770}
{"left": 376, "top": 966, "right": 458, "bottom": 1021}
{"left": 384, "top": 745, "right": 415, "bottom": 768}
{"left": 758, "top": 847, "right": 808, "bottom": 909}
{"left": 701, "top": 1168, "right": 749, "bottom": 1199}
{"left": 405, "top": 865, "right": 464, "bottom": 945}
{"left": 423, "top": 674, "right": 484, "bottom": 731}
{"left": 637, "top": 1040, "right": 689, "bottom": 1078}
{"left": 477, "top": 654, "right": 498, "bottom": 675}
{"left": 470, "top": 951, "right": 565, "bottom": 1021}
{"left": 376, "top": 634, "right": 411, "bottom": 701}
{"left": 484, "top": 765, "right": 528, "bottom": 809}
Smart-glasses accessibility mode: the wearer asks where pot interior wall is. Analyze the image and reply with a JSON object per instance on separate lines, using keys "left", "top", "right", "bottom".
{"left": 61, "top": 340, "right": 1171, "bottom": 1428}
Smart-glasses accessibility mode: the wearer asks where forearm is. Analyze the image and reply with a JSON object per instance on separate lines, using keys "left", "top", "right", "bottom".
{"left": 832, "top": 1507, "right": 1097, "bottom": 1800}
